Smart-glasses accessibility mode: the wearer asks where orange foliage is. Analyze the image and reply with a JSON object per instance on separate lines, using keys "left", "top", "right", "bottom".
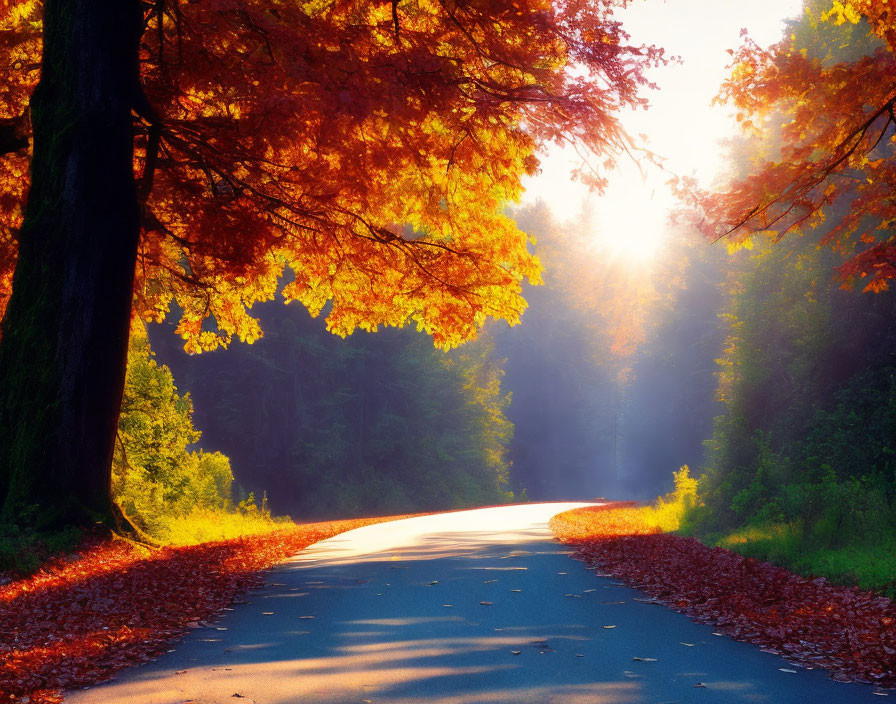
{"left": 687, "top": 1, "right": 896, "bottom": 293}
{"left": 549, "top": 501, "right": 648, "bottom": 540}
{"left": 0, "top": 1, "right": 664, "bottom": 349}
{"left": 0, "top": 513, "right": 421, "bottom": 703}
{"left": 551, "top": 505, "right": 896, "bottom": 686}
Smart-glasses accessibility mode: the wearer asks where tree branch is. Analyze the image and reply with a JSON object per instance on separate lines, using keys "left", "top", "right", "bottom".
{"left": 392, "top": 0, "right": 401, "bottom": 42}
{"left": 134, "top": 83, "right": 163, "bottom": 203}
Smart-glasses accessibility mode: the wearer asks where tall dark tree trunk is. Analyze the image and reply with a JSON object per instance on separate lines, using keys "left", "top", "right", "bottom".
{"left": 0, "top": 0, "right": 143, "bottom": 527}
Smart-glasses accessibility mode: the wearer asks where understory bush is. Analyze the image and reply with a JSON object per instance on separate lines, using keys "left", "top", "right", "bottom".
{"left": 113, "top": 322, "right": 283, "bottom": 544}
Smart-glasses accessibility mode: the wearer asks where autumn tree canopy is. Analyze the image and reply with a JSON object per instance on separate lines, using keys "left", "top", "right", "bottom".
{"left": 0, "top": 0, "right": 662, "bottom": 527}
{"left": 0, "top": 0, "right": 662, "bottom": 349}
{"left": 692, "top": 0, "right": 896, "bottom": 292}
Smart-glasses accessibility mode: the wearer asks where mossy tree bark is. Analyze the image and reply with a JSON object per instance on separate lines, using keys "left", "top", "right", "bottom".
{"left": 0, "top": 0, "right": 143, "bottom": 527}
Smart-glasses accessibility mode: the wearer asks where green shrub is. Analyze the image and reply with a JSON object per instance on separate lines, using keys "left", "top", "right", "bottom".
{"left": 112, "top": 322, "right": 279, "bottom": 543}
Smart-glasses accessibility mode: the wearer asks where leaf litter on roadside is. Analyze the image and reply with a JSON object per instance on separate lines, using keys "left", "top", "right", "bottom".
{"left": 551, "top": 504, "right": 896, "bottom": 686}
{"left": 0, "top": 512, "right": 423, "bottom": 703}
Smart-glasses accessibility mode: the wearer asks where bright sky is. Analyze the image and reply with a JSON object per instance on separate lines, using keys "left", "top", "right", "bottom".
{"left": 521, "top": 0, "right": 805, "bottom": 261}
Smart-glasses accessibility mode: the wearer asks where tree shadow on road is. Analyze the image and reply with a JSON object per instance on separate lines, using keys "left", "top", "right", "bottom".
{"left": 65, "top": 529, "right": 879, "bottom": 704}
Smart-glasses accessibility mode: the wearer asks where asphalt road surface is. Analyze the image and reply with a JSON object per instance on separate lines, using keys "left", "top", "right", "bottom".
{"left": 66, "top": 503, "right": 883, "bottom": 703}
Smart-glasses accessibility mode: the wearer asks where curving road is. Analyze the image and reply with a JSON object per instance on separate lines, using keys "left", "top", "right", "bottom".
{"left": 67, "top": 503, "right": 881, "bottom": 703}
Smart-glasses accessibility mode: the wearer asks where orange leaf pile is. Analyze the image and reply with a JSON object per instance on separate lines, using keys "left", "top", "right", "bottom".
{"left": 551, "top": 504, "right": 896, "bottom": 686}
{"left": 0, "top": 514, "right": 417, "bottom": 703}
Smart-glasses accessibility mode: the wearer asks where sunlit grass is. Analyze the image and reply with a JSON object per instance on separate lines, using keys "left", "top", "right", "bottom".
{"left": 152, "top": 507, "right": 292, "bottom": 546}
{"left": 636, "top": 464, "right": 699, "bottom": 531}
{"left": 551, "top": 466, "right": 698, "bottom": 540}
{"left": 715, "top": 522, "right": 797, "bottom": 550}
{"left": 714, "top": 522, "right": 896, "bottom": 597}
{"left": 554, "top": 466, "right": 896, "bottom": 599}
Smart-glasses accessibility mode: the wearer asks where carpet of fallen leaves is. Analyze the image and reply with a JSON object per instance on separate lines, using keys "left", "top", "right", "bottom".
{"left": 550, "top": 504, "right": 896, "bottom": 687}
{"left": 0, "top": 514, "right": 419, "bottom": 703}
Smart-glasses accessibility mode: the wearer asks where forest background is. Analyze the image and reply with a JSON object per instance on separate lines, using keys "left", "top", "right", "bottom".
{"left": 139, "top": 0, "right": 896, "bottom": 597}
{"left": 1, "top": 0, "right": 895, "bottom": 601}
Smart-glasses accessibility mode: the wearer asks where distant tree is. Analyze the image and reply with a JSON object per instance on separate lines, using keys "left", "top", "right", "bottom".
{"left": 0, "top": 1, "right": 662, "bottom": 526}
{"left": 690, "top": 0, "right": 896, "bottom": 291}
{"left": 151, "top": 305, "right": 513, "bottom": 518}
{"left": 693, "top": 230, "right": 896, "bottom": 543}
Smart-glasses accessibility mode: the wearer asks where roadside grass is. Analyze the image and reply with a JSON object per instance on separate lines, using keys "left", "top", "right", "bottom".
{"left": 0, "top": 495, "right": 289, "bottom": 577}
{"left": 549, "top": 467, "right": 699, "bottom": 543}
{"left": 149, "top": 505, "right": 292, "bottom": 547}
{"left": 631, "top": 464, "right": 896, "bottom": 599}
{"left": 711, "top": 522, "right": 896, "bottom": 598}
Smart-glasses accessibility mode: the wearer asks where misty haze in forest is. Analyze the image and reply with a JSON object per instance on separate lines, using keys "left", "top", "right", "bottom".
{"left": 148, "top": 201, "right": 728, "bottom": 518}
{"left": 131, "top": 1, "right": 896, "bottom": 599}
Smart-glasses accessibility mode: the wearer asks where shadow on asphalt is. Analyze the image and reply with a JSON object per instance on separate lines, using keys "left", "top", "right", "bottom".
{"left": 67, "top": 529, "right": 883, "bottom": 704}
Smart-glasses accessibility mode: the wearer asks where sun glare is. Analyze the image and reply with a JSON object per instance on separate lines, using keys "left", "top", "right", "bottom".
{"left": 521, "top": 0, "right": 805, "bottom": 252}
{"left": 589, "top": 167, "right": 671, "bottom": 264}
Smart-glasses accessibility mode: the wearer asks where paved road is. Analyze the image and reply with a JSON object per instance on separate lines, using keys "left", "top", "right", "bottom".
{"left": 67, "top": 503, "right": 882, "bottom": 703}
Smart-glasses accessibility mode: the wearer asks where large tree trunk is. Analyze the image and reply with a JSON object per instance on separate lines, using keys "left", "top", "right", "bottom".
{"left": 0, "top": 0, "right": 143, "bottom": 527}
